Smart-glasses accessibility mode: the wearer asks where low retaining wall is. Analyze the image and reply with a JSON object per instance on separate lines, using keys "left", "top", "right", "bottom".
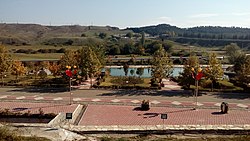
{"left": 66, "top": 124, "right": 250, "bottom": 135}
{"left": 48, "top": 104, "right": 84, "bottom": 127}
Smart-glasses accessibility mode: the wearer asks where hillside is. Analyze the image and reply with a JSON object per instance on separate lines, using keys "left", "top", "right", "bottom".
{"left": 128, "top": 24, "right": 250, "bottom": 48}
{"left": 128, "top": 24, "right": 250, "bottom": 38}
{"left": 1, "top": 23, "right": 250, "bottom": 49}
{"left": 0, "top": 23, "right": 128, "bottom": 45}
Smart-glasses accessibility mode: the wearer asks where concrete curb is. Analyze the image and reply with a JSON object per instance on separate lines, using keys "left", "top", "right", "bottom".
{"left": 48, "top": 104, "right": 83, "bottom": 127}
{"left": 67, "top": 124, "right": 250, "bottom": 132}
{"left": 59, "top": 124, "right": 250, "bottom": 136}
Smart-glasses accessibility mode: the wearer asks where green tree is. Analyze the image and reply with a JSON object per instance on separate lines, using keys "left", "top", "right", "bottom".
{"left": 141, "top": 32, "right": 145, "bottom": 46}
{"left": 137, "top": 45, "right": 145, "bottom": 55}
{"left": 136, "top": 67, "right": 144, "bottom": 78}
{"left": 162, "top": 41, "right": 173, "bottom": 53}
{"left": 178, "top": 55, "right": 199, "bottom": 89}
{"left": 60, "top": 50, "right": 78, "bottom": 68}
{"left": 130, "top": 69, "right": 135, "bottom": 76}
{"left": 99, "top": 32, "right": 107, "bottom": 39}
{"left": 77, "top": 47, "right": 102, "bottom": 86}
{"left": 123, "top": 42, "right": 136, "bottom": 54}
{"left": 233, "top": 53, "right": 247, "bottom": 73}
{"left": 235, "top": 55, "right": 250, "bottom": 86}
{"left": 225, "top": 43, "right": 242, "bottom": 64}
{"left": 123, "top": 63, "right": 129, "bottom": 76}
{"left": 151, "top": 46, "right": 173, "bottom": 84}
{"left": 38, "top": 69, "right": 47, "bottom": 80}
{"left": 0, "top": 45, "right": 13, "bottom": 85}
{"left": 204, "top": 53, "right": 224, "bottom": 91}
{"left": 126, "top": 32, "right": 133, "bottom": 38}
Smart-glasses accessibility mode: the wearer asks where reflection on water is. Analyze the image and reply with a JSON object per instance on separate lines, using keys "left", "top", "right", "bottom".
{"left": 103, "top": 67, "right": 183, "bottom": 78}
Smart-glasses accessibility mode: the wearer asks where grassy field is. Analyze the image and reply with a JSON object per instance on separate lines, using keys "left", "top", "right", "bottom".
{"left": 12, "top": 53, "right": 63, "bottom": 60}
{"left": 6, "top": 44, "right": 227, "bottom": 61}
{"left": 6, "top": 45, "right": 82, "bottom": 50}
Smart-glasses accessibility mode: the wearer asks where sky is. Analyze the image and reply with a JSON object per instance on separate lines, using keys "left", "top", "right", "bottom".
{"left": 1, "top": 0, "right": 250, "bottom": 29}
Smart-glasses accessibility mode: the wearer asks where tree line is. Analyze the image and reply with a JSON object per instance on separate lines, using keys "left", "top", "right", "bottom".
{"left": 128, "top": 24, "right": 250, "bottom": 48}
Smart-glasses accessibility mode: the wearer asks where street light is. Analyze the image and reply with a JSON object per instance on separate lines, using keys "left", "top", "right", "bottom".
{"left": 65, "top": 65, "right": 77, "bottom": 105}
{"left": 191, "top": 67, "right": 203, "bottom": 110}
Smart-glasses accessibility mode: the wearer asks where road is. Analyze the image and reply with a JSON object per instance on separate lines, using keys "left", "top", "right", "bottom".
{"left": 0, "top": 87, "right": 249, "bottom": 105}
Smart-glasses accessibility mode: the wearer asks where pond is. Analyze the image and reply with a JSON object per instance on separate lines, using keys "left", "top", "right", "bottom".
{"left": 103, "top": 66, "right": 183, "bottom": 78}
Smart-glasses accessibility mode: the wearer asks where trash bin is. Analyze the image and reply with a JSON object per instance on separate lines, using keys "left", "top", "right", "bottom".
{"left": 221, "top": 102, "right": 229, "bottom": 114}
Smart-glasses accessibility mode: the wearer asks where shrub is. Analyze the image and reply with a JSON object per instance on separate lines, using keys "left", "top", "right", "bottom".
{"left": 38, "top": 70, "right": 47, "bottom": 80}
{"left": 150, "top": 78, "right": 159, "bottom": 87}
{"left": 0, "top": 126, "right": 20, "bottom": 141}
{"left": 111, "top": 76, "right": 144, "bottom": 85}
{"left": 217, "top": 80, "right": 235, "bottom": 89}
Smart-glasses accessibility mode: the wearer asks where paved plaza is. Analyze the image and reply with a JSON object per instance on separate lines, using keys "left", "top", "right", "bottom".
{"left": 79, "top": 104, "right": 250, "bottom": 126}
{"left": 0, "top": 86, "right": 250, "bottom": 133}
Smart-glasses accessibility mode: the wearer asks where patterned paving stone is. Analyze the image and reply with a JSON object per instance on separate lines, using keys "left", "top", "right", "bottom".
{"left": 53, "top": 97, "right": 63, "bottom": 101}
{"left": 237, "top": 104, "right": 248, "bottom": 108}
{"left": 79, "top": 104, "right": 250, "bottom": 126}
{"left": 195, "top": 102, "right": 204, "bottom": 106}
{"left": 73, "top": 98, "right": 82, "bottom": 101}
{"left": 131, "top": 100, "right": 140, "bottom": 104}
{"left": 92, "top": 98, "right": 101, "bottom": 102}
{"left": 34, "top": 97, "right": 44, "bottom": 100}
{"left": 214, "top": 103, "right": 221, "bottom": 107}
{"left": 151, "top": 100, "right": 161, "bottom": 104}
{"left": 171, "top": 101, "right": 181, "bottom": 105}
{"left": 16, "top": 96, "right": 25, "bottom": 100}
{"left": 111, "top": 99, "right": 121, "bottom": 103}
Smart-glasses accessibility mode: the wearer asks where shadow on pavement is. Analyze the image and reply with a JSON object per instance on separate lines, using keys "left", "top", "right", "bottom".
{"left": 11, "top": 104, "right": 70, "bottom": 112}
{"left": 98, "top": 89, "right": 193, "bottom": 97}
{"left": 214, "top": 93, "right": 250, "bottom": 100}
{"left": 143, "top": 113, "right": 159, "bottom": 118}
{"left": 7, "top": 87, "right": 69, "bottom": 93}
{"left": 211, "top": 111, "right": 224, "bottom": 115}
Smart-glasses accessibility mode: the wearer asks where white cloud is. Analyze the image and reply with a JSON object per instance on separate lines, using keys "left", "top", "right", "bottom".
{"left": 189, "top": 13, "right": 219, "bottom": 18}
{"left": 232, "top": 12, "right": 250, "bottom": 16}
{"left": 184, "top": 18, "right": 250, "bottom": 28}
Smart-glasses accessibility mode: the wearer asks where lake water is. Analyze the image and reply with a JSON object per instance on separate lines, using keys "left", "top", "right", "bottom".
{"left": 104, "top": 67, "right": 183, "bottom": 78}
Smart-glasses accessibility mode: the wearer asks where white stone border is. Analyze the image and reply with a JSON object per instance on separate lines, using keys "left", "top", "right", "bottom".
{"left": 68, "top": 124, "right": 250, "bottom": 132}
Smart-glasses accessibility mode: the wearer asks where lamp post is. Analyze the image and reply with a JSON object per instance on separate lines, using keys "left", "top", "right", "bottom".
{"left": 192, "top": 67, "right": 203, "bottom": 110}
{"left": 65, "top": 65, "right": 77, "bottom": 105}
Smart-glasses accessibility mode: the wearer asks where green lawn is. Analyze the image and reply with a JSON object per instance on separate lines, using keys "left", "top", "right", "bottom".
{"left": 12, "top": 53, "right": 63, "bottom": 60}
{"left": 100, "top": 76, "right": 151, "bottom": 88}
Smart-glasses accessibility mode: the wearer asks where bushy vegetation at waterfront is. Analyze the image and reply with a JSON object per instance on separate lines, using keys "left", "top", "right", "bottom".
{"left": 0, "top": 126, "right": 50, "bottom": 141}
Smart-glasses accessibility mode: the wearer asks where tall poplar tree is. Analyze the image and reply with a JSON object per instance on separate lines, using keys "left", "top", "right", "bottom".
{"left": 178, "top": 55, "right": 199, "bottom": 88}
{"left": 151, "top": 45, "right": 172, "bottom": 84}
{"left": 204, "top": 53, "right": 223, "bottom": 91}
{"left": 77, "top": 47, "right": 102, "bottom": 85}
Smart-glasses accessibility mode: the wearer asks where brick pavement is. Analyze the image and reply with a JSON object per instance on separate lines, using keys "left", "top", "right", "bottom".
{"left": 79, "top": 104, "right": 250, "bottom": 126}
